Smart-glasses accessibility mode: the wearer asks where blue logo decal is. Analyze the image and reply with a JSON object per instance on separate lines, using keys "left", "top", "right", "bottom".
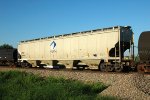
{"left": 50, "top": 41, "right": 56, "bottom": 51}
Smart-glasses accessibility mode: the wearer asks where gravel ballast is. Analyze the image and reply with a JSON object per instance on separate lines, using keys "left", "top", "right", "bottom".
{"left": 100, "top": 73, "right": 150, "bottom": 100}
{"left": 0, "top": 67, "right": 150, "bottom": 100}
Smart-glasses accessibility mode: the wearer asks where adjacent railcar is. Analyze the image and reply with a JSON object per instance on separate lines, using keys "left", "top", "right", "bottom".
{"left": 18, "top": 26, "right": 134, "bottom": 71}
{"left": 0, "top": 48, "right": 17, "bottom": 66}
{"left": 138, "top": 31, "right": 150, "bottom": 72}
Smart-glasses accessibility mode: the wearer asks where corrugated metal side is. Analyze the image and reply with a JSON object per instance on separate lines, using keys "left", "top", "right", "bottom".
{"left": 18, "top": 28, "right": 121, "bottom": 60}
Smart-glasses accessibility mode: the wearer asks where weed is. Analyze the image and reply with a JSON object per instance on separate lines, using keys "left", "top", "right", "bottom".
{"left": 0, "top": 71, "right": 117, "bottom": 100}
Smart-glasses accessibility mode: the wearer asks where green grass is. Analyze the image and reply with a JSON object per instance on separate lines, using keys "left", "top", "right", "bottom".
{"left": 0, "top": 71, "right": 117, "bottom": 100}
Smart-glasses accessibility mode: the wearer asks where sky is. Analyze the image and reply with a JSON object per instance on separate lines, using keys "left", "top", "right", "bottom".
{"left": 0, "top": 0, "right": 150, "bottom": 54}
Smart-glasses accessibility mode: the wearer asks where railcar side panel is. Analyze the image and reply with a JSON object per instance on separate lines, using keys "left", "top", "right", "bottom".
{"left": 18, "top": 26, "right": 134, "bottom": 70}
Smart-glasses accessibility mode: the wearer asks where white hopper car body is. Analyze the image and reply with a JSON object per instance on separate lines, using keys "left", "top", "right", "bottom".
{"left": 18, "top": 26, "right": 134, "bottom": 71}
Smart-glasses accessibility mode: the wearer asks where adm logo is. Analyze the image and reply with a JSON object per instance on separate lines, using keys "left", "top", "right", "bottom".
{"left": 50, "top": 41, "right": 56, "bottom": 52}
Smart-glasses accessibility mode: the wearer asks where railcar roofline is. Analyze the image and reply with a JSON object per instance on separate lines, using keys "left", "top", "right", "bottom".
{"left": 20, "top": 26, "right": 131, "bottom": 43}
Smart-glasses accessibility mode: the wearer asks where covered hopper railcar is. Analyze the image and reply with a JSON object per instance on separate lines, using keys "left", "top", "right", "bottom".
{"left": 137, "top": 31, "right": 150, "bottom": 72}
{"left": 0, "top": 49, "right": 18, "bottom": 66}
{"left": 18, "top": 26, "right": 134, "bottom": 72}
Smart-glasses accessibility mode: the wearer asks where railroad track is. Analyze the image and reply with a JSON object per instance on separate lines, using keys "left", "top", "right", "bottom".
{"left": 1, "top": 65, "right": 149, "bottom": 75}
{"left": 0, "top": 65, "right": 149, "bottom": 100}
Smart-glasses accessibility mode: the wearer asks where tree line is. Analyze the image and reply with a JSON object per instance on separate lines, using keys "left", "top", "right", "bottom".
{"left": 0, "top": 44, "right": 13, "bottom": 49}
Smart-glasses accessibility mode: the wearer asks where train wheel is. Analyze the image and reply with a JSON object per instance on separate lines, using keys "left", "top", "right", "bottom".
{"left": 99, "top": 63, "right": 106, "bottom": 72}
{"left": 21, "top": 62, "right": 28, "bottom": 68}
{"left": 114, "top": 63, "right": 123, "bottom": 72}
{"left": 107, "top": 65, "right": 115, "bottom": 72}
{"left": 137, "top": 65, "right": 144, "bottom": 73}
